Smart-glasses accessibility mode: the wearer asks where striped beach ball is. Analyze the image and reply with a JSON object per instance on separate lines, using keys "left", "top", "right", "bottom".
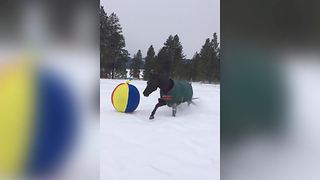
{"left": 111, "top": 81, "right": 140, "bottom": 113}
{"left": 0, "top": 62, "right": 75, "bottom": 177}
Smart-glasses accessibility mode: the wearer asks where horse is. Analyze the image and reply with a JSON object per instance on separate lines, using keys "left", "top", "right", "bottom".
{"left": 143, "top": 73, "right": 193, "bottom": 119}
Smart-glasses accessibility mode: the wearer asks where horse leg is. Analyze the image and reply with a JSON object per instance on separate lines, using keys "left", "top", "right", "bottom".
{"left": 149, "top": 99, "right": 166, "bottom": 119}
{"left": 172, "top": 103, "right": 177, "bottom": 117}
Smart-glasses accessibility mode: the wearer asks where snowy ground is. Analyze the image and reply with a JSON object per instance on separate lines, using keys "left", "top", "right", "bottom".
{"left": 222, "top": 56, "right": 320, "bottom": 180}
{"left": 100, "top": 79, "right": 220, "bottom": 180}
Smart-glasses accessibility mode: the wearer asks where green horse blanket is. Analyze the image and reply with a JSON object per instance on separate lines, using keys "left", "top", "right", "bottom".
{"left": 160, "top": 80, "right": 193, "bottom": 107}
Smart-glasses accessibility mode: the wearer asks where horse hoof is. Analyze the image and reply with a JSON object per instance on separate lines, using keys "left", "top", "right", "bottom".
{"left": 149, "top": 115, "right": 154, "bottom": 120}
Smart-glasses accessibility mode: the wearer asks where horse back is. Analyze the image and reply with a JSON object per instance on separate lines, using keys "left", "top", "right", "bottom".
{"left": 162, "top": 80, "right": 193, "bottom": 107}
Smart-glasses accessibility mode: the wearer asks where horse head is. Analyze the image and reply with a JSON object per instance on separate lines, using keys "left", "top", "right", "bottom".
{"left": 143, "top": 71, "right": 160, "bottom": 97}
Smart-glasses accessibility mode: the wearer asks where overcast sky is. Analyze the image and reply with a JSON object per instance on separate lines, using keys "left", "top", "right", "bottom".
{"left": 101, "top": 0, "right": 220, "bottom": 59}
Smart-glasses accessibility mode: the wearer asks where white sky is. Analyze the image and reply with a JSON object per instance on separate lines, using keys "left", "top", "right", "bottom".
{"left": 101, "top": 0, "right": 220, "bottom": 59}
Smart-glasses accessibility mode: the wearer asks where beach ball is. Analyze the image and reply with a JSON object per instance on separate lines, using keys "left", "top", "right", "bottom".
{"left": 0, "top": 62, "right": 75, "bottom": 177}
{"left": 111, "top": 81, "right": 140, "bottom": 113}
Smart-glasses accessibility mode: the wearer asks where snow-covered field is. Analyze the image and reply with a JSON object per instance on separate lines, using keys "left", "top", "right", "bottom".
{"left": 100, "top": 79, "right": 220, "bottom": 180}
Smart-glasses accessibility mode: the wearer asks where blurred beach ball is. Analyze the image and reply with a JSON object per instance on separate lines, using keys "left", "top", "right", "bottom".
{"left": 0, "top": 62, "right": 75, "bottom": 177}
{"left": 111, "top": 81, "right": 140, "bottom": 113}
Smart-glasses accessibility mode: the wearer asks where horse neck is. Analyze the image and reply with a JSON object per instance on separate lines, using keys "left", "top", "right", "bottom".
{"left": 158, "top": 77, "right": 172, "bottom": 94}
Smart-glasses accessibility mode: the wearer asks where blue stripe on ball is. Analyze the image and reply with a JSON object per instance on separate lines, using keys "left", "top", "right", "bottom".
{"left": 125, "top": 84, "right": 140, "bottom": 112}
{"left": 27, "top": 71, "right": 75, "bottom": 175}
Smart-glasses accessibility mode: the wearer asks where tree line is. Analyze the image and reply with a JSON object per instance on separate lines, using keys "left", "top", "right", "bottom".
{"left": 100, "top": 6, "right": 220, "bottom": 83}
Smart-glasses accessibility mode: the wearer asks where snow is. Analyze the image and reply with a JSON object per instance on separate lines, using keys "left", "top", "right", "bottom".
{"left": 221, "top": 56, "right": 320, "bottom": 180}
{"left": 100, "top": 79, "right": 220, "bottom": 180}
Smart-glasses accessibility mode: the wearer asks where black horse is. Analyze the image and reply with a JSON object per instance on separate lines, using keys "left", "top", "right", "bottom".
{"left": 143, "top": 73, "right": 193, "bottom": 119}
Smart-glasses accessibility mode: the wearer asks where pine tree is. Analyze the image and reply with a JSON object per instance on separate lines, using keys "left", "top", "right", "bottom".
{"left": 155, "top": 35, "right": 185, "bottom": 78}
{"left": 210, "top": 33, "right": 220, "bottom": 82}
{"left": 100, "top": 6, "right": 109, "bottom": 78}
{"left": 100, "top": 6, "right": 128, "bottom": 79}
{"left": 181, "top": 59, "right": 193, "bottom": 81}
{"left": 172, "top": 35, "right": 185, "bottom": 79}
{"left": 162, "top": 35, "right": 174, "bottom": 75}
{"left": 114, "top": 49, "right": 130, "bottom": 79}
{"left": 191, "top": 52, "right": 201, "bottom": 81}
{"left": 155, "top": 47, "right": 170, "bottom": 74}
{"left": 199, "top": 38, "right": 212, "bottom": 82}
{"left": 130, "top": 50, "right": 143, "bottom": 79}
{"left": 143, "top": 45, "right": 156, "bottom": 80}
{"left": 198, "top": 33, "right": 220, "bottom": 83}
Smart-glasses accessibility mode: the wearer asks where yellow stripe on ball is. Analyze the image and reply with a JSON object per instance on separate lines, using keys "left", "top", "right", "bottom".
{"left": 112, "top": 83, "right": 129, "bottom": 112}
{"left": 0, "top": 63, "right": 35, "bottom": 175}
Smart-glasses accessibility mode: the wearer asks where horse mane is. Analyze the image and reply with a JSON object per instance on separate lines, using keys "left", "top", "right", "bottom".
{"left": 149, "top": 70, "right": 173, "bottom": 94}
{"left": 158, "top": 74, "right": 174, "bottom": 94}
